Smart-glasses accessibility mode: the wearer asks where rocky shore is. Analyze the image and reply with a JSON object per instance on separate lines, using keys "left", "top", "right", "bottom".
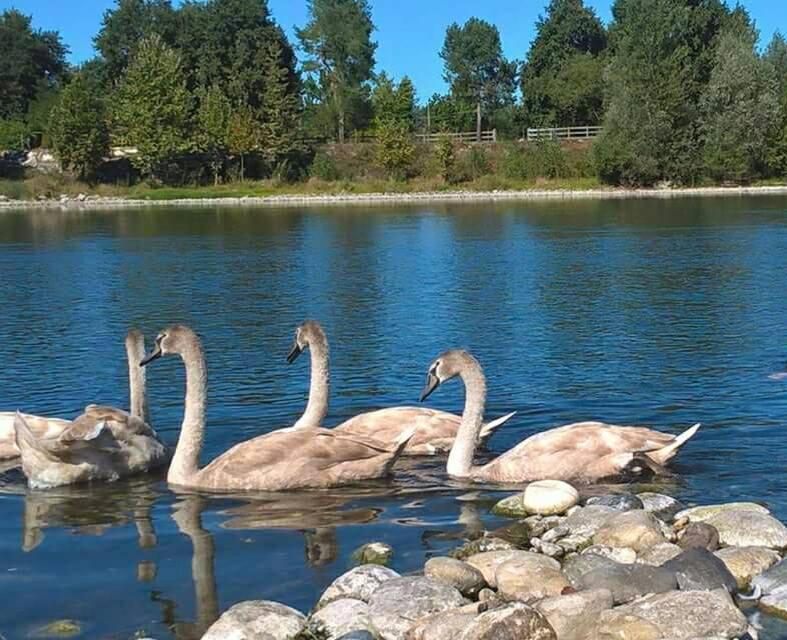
{"left": 203, "top": 480, "right": 787, "bottom": 640}
{"left": 2, "top": 185, "right": 787, "bottom": 211}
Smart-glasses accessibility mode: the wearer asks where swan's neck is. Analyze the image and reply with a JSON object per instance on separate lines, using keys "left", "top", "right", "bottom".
{"left": 446, "top": 364, "right": 486, "bottom": 478}
{"left": 293, "top": 338, "right": 329, "bottom": 429}
{"left": 127, "top": 338, "right": 149, "bottom": 423}
{"left": 170, "top": 340, "right": 207, "bottom": 485}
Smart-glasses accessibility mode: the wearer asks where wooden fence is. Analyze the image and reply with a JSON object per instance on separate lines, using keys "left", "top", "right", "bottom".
{"left": 415, "top": 129, "right": 497, "bottom": 144}
{"left": 526, "top": 126, "right": 602, "bottom": 141}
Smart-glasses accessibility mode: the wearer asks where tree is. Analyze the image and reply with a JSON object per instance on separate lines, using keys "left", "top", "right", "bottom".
{"left": 95, "top": 0, "right": 177, "bottom": 80}
{"left": 258, "top": 38, "right": 305, "bottom": 172}
{"left": 195, "top": 84, "right": 231, "bottom": 185}
{"left": 594, "top": 0, "right": 738, "bottom": 186}
{"left": 520, "top": 0, "right": 607, "bottom": 126}
{"left": 435, "top": 136, "right": 456, "bottom": 183}
{"left": 700, "top": 28, "right": 781, "bottom": 182}
{"left": 227, "top": 105, "right": 259, "bottom": 181}
{"left": 0, "top": 9, "right": 68, "bottom": 120}
{"left": 49, "top": 71, "right": 109, "bottom": 180}
{"left": 375, "top": 120, "right": 414, "bottom": 181}
{"left": 110, "top": 35, "right": 192, "bottom": 181}
{"left": 423, "top": 93, "right": 475, "bottom": 133}
{"left": 297, "top": 0, "right": 377, "bottom": 142}
{"left": 372, "top": 72, "right": 415, "bottom": 130}
{"left": 764, "top": 32, "right": 787, "bottom": 175}
{"left": 440, "top": 18, "right": 516, "bottom": 138}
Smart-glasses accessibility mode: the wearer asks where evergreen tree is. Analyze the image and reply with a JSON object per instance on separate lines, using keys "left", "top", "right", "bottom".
{"left": 259, "top": 38, "right": 305, "bottom": 171}
{"left": 49, "top": 71, "right": 109, "bottom": 181}
{"left": 440, "top": 18, "right": 517, "bottom": 136}
{"left": 195, "top": 84, "right": 231, "bottom": 185}
{"left": 765, "top": 32, "right": 787, "bottom": 175}
{"left": 520, "top": 0, "right": 607, "bottom": 126}
{"left": 372, "top": 73, "right": 415, "bottom": 130}
{"left": 297, "top": 0, "right": 377, "bottom": 142}
{"left": 110, "top": 35, "right": 192, "bottom": 181}
{"left": 700, "top": 28, "right": 780, "bottom": 182}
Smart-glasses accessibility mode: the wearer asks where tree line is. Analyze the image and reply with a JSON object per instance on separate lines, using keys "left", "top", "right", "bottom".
{"left": 1, "top": 0, "right": 786, "bottom": 187}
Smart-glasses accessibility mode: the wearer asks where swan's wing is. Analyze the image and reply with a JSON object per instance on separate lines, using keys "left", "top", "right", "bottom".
{"left": 335, "top": 406, "right": 460, "bottom": 450}
{"left": 0, "top": 412, "right": 71, "bottom": 458}
{"left": 79, "top": 405, "right": 156, "bottom": 439}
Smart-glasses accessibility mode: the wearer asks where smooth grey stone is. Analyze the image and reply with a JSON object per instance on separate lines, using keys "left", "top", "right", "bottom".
{"left": 586, "top": 494, "right": 644, "bottom": 512}
{"left": 337, "top": 632, "right": 376, "bottom": 640}
{"left": 753, "top": 557, "right": 787, "bottom": 595}
{"left": 450, "top": 537, "right": 516, "bottom": 560}
{"left": 562, "top": 553, "right": 620, "bottom": 589}
{"left": 202, "top": 600, "right": 306, "bottom": 640}
{"left": 662, "top": 547, "right": 737, "bottom": 593}
{"left": 576, "top": 561, "right": 677, "bottom": 604}
{"left": 637, "top": 492, "right": 686, "bottom": 521}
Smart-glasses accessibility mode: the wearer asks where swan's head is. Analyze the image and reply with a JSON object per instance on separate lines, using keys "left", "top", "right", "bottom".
{"left": 140, "top": 325, "right": 197, "bottom": 366}
{"left": 287, "top": 320, "right": 327, "bottom": 364}
{"left": 420, "top": 349, "right": 478, "bottom": 401}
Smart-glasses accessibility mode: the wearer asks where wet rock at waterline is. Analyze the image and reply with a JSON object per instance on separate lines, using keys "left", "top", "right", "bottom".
{"left": 636, "top": 542, "right": 682, "bottom": 566}
{"left": 675, "top": 502, "right": 769, "bottom": 523}
{"left": 368, "top": 576, "right": 467, "bottom": 640}
{"left": 522, "top": 480, "right": 580, "bottom": 516}
{"left": 30, "top": 619, "right": 82, "bottom": 638}
{"left": 574, "top": 561, "right": 677, "bottom": 604}
{"left": 535, "top": 589, "right": 614, "bottom": 640}
{"left": 714, "top": 546, "right": 780, "bottom": 589}
{"left": 592, "top": 510, "right": 666, "bottom": 552}
{"left": 337, "top": 632, "right": 377, "bottom": 640}
{"left": 491, "top": 494, "right": 529, "bottom": 518}
{"left": 202, "top": 600, "right": 306, "bottom": 640}
{"left": 351, "top": 542, "right": 394, "bottom": 566}
{"left": 318, "top": 565, "right": 401, "bottom": 608}
{"left": 676, "top": 521, "right": 720, "bottom": 551}
{"left": 592, "top": 590, "right": 748, "bottom": 640}
{"left": 704, "top": 509, "right": 787, "bottom": 549}
{"left": 309, "top": 598, "right": 374, "bottom": 638}
{"left": 424, "top": 557, "right": 487, "bottom": 598}
{"left": 449, "top": 537, "right": 516, "bottom": 560}
{"left": 636, "top": 492, "right": 685, "bottom": 521}
{"left": 662, "top": 547, "right": 737, "bottom": 593}
{"left": 752, "top": 557, "right": 787, "bottom": 595}
{"left": 562, "top": 506, "right": 617, "bottom": 538}
{"left": 760, "top": 586, "right": 787, "bottom": 620}
{"left": 458, "top": 602, "right": 556, "bottom": 640}
{"left": 585, "top": 494, "right": 643, "bottom": 512}
{"left": 495, "top": 554, "right": 570, "bottom": 601}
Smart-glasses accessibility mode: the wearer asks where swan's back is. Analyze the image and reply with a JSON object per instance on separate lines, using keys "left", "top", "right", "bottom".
{"left": 0, "top": 412, "right": 71, "bottom": 459}
{"left": 195, "top": 427, "right": 405, "bottom": 491}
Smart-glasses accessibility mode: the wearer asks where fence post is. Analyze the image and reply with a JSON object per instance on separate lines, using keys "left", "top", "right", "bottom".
{"left": 492, "top": 128, "right": 497, "bottom": 143}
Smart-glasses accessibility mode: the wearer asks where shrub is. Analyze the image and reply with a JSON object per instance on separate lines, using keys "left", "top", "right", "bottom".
{"left": 310, "top": 151, "right": 340, "bottom": 181}
{"left": 435, "top": 136, "right": 456, "bottom": 183}
{"left": 0, "top": 120, "right": 29, "bottom": 151}
{"left": 375, "top": 121, "right": 414, "bottom": 181}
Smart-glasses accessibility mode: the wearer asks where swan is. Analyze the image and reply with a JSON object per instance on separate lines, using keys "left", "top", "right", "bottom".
{"left": 12, "top": 330, "right": 168, "bottom": 488}
{"left": 0, "top": 329, "right": 150, "bottom": 460}
{"left": 287, "top": 320, "right": 515, "bottom": 454}
{"left": 420, "top": 349, "right": 700, "bottom": 483}
{"left": 139, "top": 324, "right": 415, "bottom": 491}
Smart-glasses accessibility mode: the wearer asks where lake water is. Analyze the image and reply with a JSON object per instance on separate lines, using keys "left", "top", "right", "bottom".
{"left": 2, "top": 197, "right": 787, "bottom": 639}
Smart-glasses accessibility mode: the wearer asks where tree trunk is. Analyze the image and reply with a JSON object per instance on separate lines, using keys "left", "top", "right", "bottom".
{"left": 240, "top": 154, "right": 245, "bottom": 182}
{"left": 338, "top": 109, "right": 345, "bottom": 144}
{"left": 476, "top": 102, "right": 482, "bottom": 142}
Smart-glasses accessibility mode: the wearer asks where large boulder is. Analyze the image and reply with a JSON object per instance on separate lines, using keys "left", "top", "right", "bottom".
{"left": 675, "top": 502, "right": 769, "bottom": 523}
{"left": 636, "top": 543, "right": 682, "bottom": 566}
{"left": 369, "top": 577, "right": 467, "bottom": 640}
{"left": 466, "top": 550, "right": 541, "bottom": 588}
{"left": 715, "top": 546, "right": 781, "bottom": 589}
{"left": 704, "top": 509, "right": 787, "bottom": 550}
{"left": 310, "top": 598, "right": 374, "bottom": 638}
{"left": 592, "top": 511, "right": 666, "bottom": 552}
{"left": 760, "top": 586, "right": 787, "bottom": 620}
{"left": 495, "top": 554, "right": 569, "bottom": 602}
{"left": 753, "top": 557, "right": 787, "bottom": 595}
{"left": 591, "top": 590, "right": 747, "bottom": 640}
{"left": 535, "top": 589, "right": 613, "bottom": 640}
{"left": 406, "top": 609, "right": 478, "bottom": 640}
{"left": 661, "top": 547, "right": 737, "bottom": 593}
{"left": 574, "top": 561, "right": 677, "bottom": 604}
{"left": 676, "top": 522, "right": 719, "bottom": 551}
{"left": 459, "top": 602, "right": 556, "bottom": 640}
{"left": 202, "top": 600, "right": 306, "bottom": 640}
{"left": 425, "top": 557, "right": 487, "bottom": 598}
{"left": 522, "top": 480, "right": 579, "bottom": 516}
{"left": 318, "top": 565, "right": 401, "bottom": 608}
{"left": 562, "top": 553, "right": 620, "bottom": 589}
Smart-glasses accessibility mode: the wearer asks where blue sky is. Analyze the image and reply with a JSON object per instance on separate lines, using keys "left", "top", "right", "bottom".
{"left": 2, "top": 0, "right": 785, "bottom": 102}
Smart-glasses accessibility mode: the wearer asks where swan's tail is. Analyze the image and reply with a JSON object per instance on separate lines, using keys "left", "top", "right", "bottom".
{"left": 479, "top": 411, "right": 517, "bottom": 443}
{"left": 14, "top": 412, "right": 107, "bottom": 460}
{"left": 384, "top": 425, "right": 418, "bottom": 473}
{"left": 646, "top": 423, "right": 701, "bottom": 465}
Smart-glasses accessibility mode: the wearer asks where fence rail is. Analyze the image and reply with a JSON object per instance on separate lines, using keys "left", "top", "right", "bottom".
{"left": 526, "top": 126, "right": 602, "bottom": 141}
{"left": 416, "top": 130, "right": 497, "bottom": 144}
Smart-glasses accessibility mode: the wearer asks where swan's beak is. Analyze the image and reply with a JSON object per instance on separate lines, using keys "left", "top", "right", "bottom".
{"left": 419, "top": 373, "right": 440, "bottom": 402}
{"left": 140, "top": 345, "right": 163, "bottom": 366}
{"left": 287, "top": 341, "right": 303, "bottom": 364}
